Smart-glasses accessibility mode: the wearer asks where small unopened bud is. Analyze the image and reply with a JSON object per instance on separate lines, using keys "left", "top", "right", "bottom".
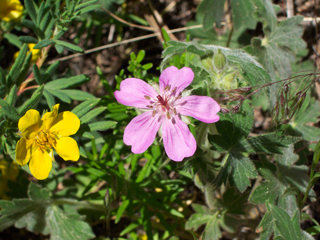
{"left": 232, "top": 104, "right": 240, "bottom": 113}
{"left": 220, "top": 108, "right": 230, "bottom": 114}
{"left": 214, "top": 49, "right": 227, "bottom": 71}
{"left": 280, "top": 92, "right": 285, "bottom": 107}
{"left": 200, "top": 53, "right": 214, "bottom": 72}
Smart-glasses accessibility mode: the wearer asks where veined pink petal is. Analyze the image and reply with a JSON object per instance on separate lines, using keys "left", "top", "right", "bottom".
{"left": 175, "top": 95, "right": 220, "bottom": 123}
{"left": 159, "top": 66, "right": 194, "bottom": 96}
{"left": 162, "top": 116, "right": 197, "bottom": 162}
{"left": 124, "top": 111, "right": 162, "bottom": 154}
{"left": 114, "top": 78, "right": 158, "bottom": 108}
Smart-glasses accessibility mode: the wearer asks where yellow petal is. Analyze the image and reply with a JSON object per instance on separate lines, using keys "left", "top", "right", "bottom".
{"left": 18, "top": 110, "right": 40, "bottom": 137}
{"left": 41, "top": 104, "right": 60, "bottom": 130}
{"left": 15, "top": 138, "right": 32, "bottom": 166}
{"left": 54, "top": 137, "right": 79, "bottom": 161}
{"left": 29, "top": 148, "right": 52, "bottom": 180}
{"left": 50, "top": 111, "right": 80, "bottom": 137}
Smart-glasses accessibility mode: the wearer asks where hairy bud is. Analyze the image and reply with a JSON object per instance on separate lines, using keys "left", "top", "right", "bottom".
{"left": 214, "top": 49, "right": 227, "bottom": 71}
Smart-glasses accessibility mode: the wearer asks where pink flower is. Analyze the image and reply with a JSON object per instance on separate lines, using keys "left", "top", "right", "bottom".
{"left": 114, "top": 66, "right": 220, "bottom": 161}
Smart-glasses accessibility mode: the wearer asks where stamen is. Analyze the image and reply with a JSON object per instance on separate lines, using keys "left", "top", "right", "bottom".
{"left": 146, "top": 105, "right": 153, "bottom": 108}
{"left": 152, "top": 110, "right": 156, "bottom": 117}
{"left": 166, "top": 112, "right": 171, "bottom": 119}
{"left": 164, "top": 85, "right": 170, "bottom": 91}
{"left": 144, "top": 95, "right": 151, "bottom": 100}
{"left": 172, "top": 87, "right": 177, "bottom": 93}
{"left": 173, "top": 108, "right": 177, "bottom": 115}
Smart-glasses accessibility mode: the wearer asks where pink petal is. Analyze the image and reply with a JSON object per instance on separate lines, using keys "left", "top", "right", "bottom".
{"left": 175, "top": 95, "right": 220, "bottom": 123}
{"left": 124, "top": 111, "right": 162, "bottom": 154}
{"left": 159, "top": 66, "right": 194, "bottom": 96}
{"left": 114, "top": 78, "right": 158, "bottom": 108}
{"left": 162, "top": 116, "right": 197, "bottom": 161}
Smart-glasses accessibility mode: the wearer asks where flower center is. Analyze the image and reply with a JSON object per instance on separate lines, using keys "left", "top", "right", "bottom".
{"left": 34, "top": 131, "right": 57, "bottom": 152}
{"left": 144, "top": 85, "right": 181, "bottom": 119}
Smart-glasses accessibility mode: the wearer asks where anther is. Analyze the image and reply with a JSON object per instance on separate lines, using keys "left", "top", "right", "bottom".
{"left": 173, "top": 108, "right": 177, "bottom": 115}
{"left": 164, "top": 85, "right": 170, "bottom": 91}
{"left": 152, "top": 110, "right": 156, "bottom": 117}
{"left": 172, "top": 87, "right": 177, "bottom": 93}
{"left": 144, "top": 95, "right": 151, "bottom": 100}
{"left": 166, "top": 112, "right": 171, "bottom": 119}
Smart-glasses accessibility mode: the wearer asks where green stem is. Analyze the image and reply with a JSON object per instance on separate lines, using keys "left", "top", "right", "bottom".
{"left": 226, "top": 26, "right": 234, "bottom": 48}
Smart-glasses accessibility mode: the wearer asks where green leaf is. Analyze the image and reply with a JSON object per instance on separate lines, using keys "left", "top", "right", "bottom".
{"left": 115, "top": 199, "right": 130, "bottom": 223}
{"left": 245, "top": 16, "right": 305, "bottom": 80}
{"left": 59, "top": 89, "right": 94, "bottom": 101}
{"left": 6, "top": 85, "right": 18, "bottom": 106}
{"left": 22, "top": 19, "right": 44, "bottom": 39}
{"left": 268, "top": 203, "right": 300, "bottom": 240}
{"left": 33, "top": 39, "right": 55, "bottom": 49}
{"left": 197, "top": 0, "right": 226, "bottom": 30}
{"left": 19, "top": 36, "right": 38, "bottom": 44}
{"left": 0, "top": 183, "right": 95, "bottom": 239}
{"left": 55, "top": 40, "right": 84, "bottom": 53}
{"left": 17, "top": 85, "right": 44, "bottom": 115}
{"left": 87, "top": 121, "right": 117, "bottom": 131}
{"left": 33, "top": 64, "right": 41, "bottom": 84}
{"left": 7, "top": 44, "right": 28, "bottom": 84}
{"left": 0, "top": 99, "right": 20, "bottom": 121}
{"left": 74, "top": 5, "right": 100, "bottom": 15}
{"left": 46, "top": 205, "right": 95, "bottom": 240}
{"left": 3, "top": 33, "right": 22, "bottom": 48}
{"left": 43, "top": 61, "right": 60, "bottom": 83}
{"left": 45, "top": 75, "right": 90, "bottom": 90}
{"left": 252, "top": 0, "right": 277, "bottom": 32}
{"left": 46, "top": 89, "right": 71, "bottom": 103}
{"left": 43, "top": 90, "right": 55, "bottom": 109}
{"left": 72, "top": 98, "right": 101, "bottom": 118}
{"left": 256, "top": 211, "right": 274, "bottom": 240}
{"left": 80, "top": 107, "right": 107, "bottom": 124}
{"left": 203, "top": 213, "right": 221, "bottom": 240}
{"left": 25, "top": 0, "right": 37, "bottom": 23}
{"left": 228, "top": 153, "right": 258, "bottom": 192}
{"left": 185, "top": 213, "right": 212, "bottom": 231}
{"left": 230, "top": 0, "right": 257, "bottom": 30}
{"left": 233, "top": 133, "right": 301, "bottom": 154}
{"left": 136, "top": 50, "right": 145, "bottom": 63}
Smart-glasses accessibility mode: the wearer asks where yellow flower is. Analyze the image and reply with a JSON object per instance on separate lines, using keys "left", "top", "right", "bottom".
{"left": 14, "top": 44, "right": 41, "bottom": 63}
{"left": 0, "top": 160, "right": 19, "bottom": 199}
{"left": 0, "top": 0, "right": 24, "bottom": 22}
{"left": 16, "top": 104, "right": 80, "bottom": 180}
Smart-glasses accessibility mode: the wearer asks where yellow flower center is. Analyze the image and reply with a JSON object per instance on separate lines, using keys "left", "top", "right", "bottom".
{"left": 34, "top": 131, "right": 57, "bottom": 152}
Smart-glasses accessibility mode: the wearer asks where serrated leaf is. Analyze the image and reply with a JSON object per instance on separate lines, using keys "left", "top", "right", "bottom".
{"left": 0, "top": 183, "right": 95, "bottom": 239}
{"left": 228, "top": 153, "right": 257, "bottom": 192}
{"left": 245, "top": 16, "right": 306, "bottom": 80}
{"left": 55, "top": 40, "right": 84, "bottom": 53}
{"left": 230, "top": 0, "right": 257, "bottom": 30}
{"left": 197, "top": 0, "right": 226, "bottom": 30}
{"left": 257, "top": 211, "right": 274, "bottom": 240}
{"left": 185, "top": 213, "right": 212, "bottom": 231}
{"left": 203, "top": 213, "right": 221, "bottom": 240}
{"left": 72, "top": 98, "right": 101, "bottom": 118}
{"left": 233, "top": 133, "right": 301, "bottom": 154}
{"left": 252, "top": 0, "right": 277, "bottom": 32}
{"left": 46, "top": 205, "right": 95, "bottom": 240}
{"left": 249, "top": 179, "right": 282, "bottom": 204}
{"left": 45, "top": 75, "right": 89, "bottom": 90}
{"left": 268, "top": 203, "right": 299, "bottom": 240}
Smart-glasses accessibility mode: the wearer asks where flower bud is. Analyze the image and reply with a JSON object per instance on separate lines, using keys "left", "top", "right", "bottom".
{"left": 214, "top": 49, "right": 227, "bottom": 71}
{"left": 200, "top": 53, "right": 214, "bottom": 72}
